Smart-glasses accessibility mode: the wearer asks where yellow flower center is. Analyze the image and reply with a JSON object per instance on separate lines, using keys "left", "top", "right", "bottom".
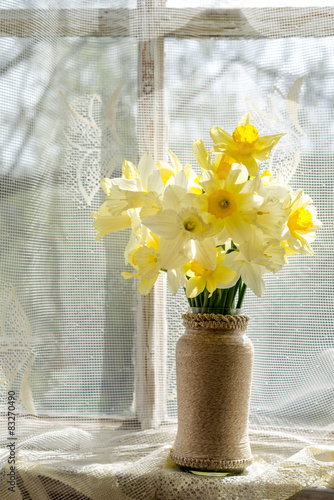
{"left": 207, "top": 190, "right": 237, "bottom": 219}
{"left": 288, "top": 206, "right": 313, "bottom": 232}
{"left": 215, "top": 154, "right": 235, "bottom": 181}
{"left": 188, "top": 260, "right": 212, "bottom": 277}
{"left": 232, "top": 124, "right": 259, "bottom": 154}
{"left": 183, "top": 218, "right": 198, "bottom": 232}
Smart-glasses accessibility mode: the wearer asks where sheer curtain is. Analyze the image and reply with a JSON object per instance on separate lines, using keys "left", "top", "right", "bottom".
{"left": 0, "top": 2, "right": 333, "bottom": 499}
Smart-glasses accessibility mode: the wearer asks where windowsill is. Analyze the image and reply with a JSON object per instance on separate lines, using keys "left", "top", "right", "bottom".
{"left": 1, "top": 417, "right": 333, "bottom": 499}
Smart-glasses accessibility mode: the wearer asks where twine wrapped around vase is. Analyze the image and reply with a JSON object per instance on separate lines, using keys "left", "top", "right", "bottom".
{"left": 171, "top": 313, "right": 253, "bottom": 471}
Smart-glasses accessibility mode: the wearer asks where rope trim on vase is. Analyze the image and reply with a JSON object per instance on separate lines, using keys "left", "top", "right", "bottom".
{"left": 182, "top": 313, "right": 249, "bottom": 331}
{"left": 170, "top": 451, "right": 253, "bottom": 469}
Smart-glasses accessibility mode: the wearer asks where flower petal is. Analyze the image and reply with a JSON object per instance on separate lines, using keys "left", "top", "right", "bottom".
{"left": 224, "top": 212, "right": 253, "bottom": 244}
{"left": 192, "top": 238, "right": 217, "bottom": 270}
{"left": 199, "top": 169, "right": 221, "bottom": 195}
{"left": 239, "top": 154, "right": 258, "bottom": 177}
{"left": 193, "top": 139, "right": 209, "bottom": 169}
{"left": 159, "top": 234, "right": 189, "bottom": 269}
{"left": 186, "top": 276, "right": 206, "bottom": 298}
{"left": 255, "top": 133, "right": 285, "bottom": 151}
{"left": 206, "top": 273, "right": 219, "bottom": 295}
{"left": 238, "top": 113, "right": 252, "bottom": 126}
{"left": 167, "top": 268, "right": 186, "bottom": 295}
{"left": 137, "top": 275, "right": 159, "bottom": 295}
{"left": 111, "top": 177, "right": 142, "bottom": 192}
{"left": 224, "top": 164, "right": 248, "bottom": 195}
{"left": 121, "top": 271, "right": 139, "bottom": 279}
{"left": 162, "top": 185, "right": 186, "bottom": 211}
{"left": 91, "top": 203, "right": 131, "bottom": 240}
{"left": 210, "top": 126, "right": 235, "bottom": 148}
{"left": 147, "top": 169, "right": 164, "bottom": 195}
{"left": 101, "top": 177, "right": 113, "bottom": 195}
{"left": 240, "top": 262, "right": 266, "bottom": 298}
{"left": 173, "top": 170, "right": 188, "bottom": 189}
{"left": 122, "top": 160, "right": 140, "bottom": 179}
{"left": 168, "top": 149, "right": 182, "bottom": 174}
{"left": 142, "top": 209, "right": 179, "bottom": 240}
{"left": 216, "top": 267, "right": 239, "bottom": 289}
{"left": 138, "top": 152, "right": 155, "bottom": 190}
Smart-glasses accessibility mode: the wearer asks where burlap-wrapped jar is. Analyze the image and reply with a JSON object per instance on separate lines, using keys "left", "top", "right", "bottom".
{"left": 171, "top": 313, "right": 253, "bottom": 471}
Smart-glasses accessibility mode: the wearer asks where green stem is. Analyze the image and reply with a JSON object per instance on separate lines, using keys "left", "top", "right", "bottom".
{"left": 231, "top": 277, "right": 242, "bottom": 304}
{"left": 220, "top": 289, "right": 228, "bottom": 310}
{"left": 236, "top": 283, "right": 247, "bottom": 309}
{"left": 214, "top": 289, "right": 222, "bottom": 309}
{"left": 202, "top": 289, "right": 209, "bottom": 310}
{"left": 225, "top": 287, "right": 236, "bottom": 310}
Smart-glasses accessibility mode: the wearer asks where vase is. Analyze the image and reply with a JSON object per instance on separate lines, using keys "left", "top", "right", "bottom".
{"left": 170, "top": 312, "right": 253, "bottom": 472}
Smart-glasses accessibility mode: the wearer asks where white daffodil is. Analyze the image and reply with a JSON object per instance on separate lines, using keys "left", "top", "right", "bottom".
{"left": 261, "top": 239, "right": 286, "bottom": 273}
{"left": 242, "top": 172, "right": 290, "bottom": 240}
{"left": 282, "top": 189, "right": 322, "bottom": 256}
{"left": 183, "top": 248, "right": 238, "bottom": 298}
{"left": 101, "top": 153, "right": 164, "bottom": 221}
{"left": 122, "top": 230, "right": 161, "bottom": 295}
{"left": 142, "top": 206, "right": 217, "bottom": 270}
{"left": 122, "top": 230, "right": 187, "bottom": 296}
{"left": 225, "top": 250, "right": 267, "bottom": 297}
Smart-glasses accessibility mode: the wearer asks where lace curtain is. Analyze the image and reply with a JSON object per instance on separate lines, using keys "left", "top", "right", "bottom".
{"left": 0, "top": 1, "right": 333, "bottom": 499}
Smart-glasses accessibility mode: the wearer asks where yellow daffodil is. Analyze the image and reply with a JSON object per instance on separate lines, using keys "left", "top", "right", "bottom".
{"left": 192, "top": 138, "right": 235, "bottom": 181}
{"left": 283, "top": 189, "right": 321, "bottom": 256}
{"left": 197, "top": 164, "right": 263, "bottom": 245}
{"left": 210, "top": 114, "right": 285, "bottom": 176}
{"left": 184, "top": 248, "right": 238, "bottom": 298}
{"left": 90, "top": 202, "right": 131, "bottom": 241}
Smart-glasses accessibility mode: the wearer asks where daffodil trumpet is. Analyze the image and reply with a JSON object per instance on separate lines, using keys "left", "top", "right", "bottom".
{"left": 91, "top": 115, "right": 321, "bottom": 311}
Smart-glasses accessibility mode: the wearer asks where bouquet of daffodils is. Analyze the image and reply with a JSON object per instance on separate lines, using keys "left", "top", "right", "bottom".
{"left": 91, "top": 114, "right": 321, "bottom": 312}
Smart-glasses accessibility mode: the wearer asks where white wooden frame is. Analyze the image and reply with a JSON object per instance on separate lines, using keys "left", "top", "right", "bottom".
{"left": 1, "top": 8, "right": 334, "bottom": 38}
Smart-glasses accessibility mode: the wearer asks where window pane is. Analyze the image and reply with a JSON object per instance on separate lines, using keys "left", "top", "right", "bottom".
{"left": 0, "top": 35, "right": 139, "bottom": 417}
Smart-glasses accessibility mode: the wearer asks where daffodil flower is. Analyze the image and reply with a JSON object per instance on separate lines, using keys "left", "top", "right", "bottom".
{"left": 224, "top": 247, "right": 267, "bottom": 298}
{"left": 283, "top": 189, "right": 321, "bottom": 256}
{"left": 101, "top": 153, "right": 164, "bottom": 220}
{"left": 122, "top": 233, "right": 161, "bottom": 296}
{"left": 184, "top": 248, "right": 238, "bottom": 298}
{"left": 193, "top": 138, "right": 236, "bottom": 181}
{"left": 210, "top": 114, "right": 285, "bottom": 176}
{"left": 91, "top": 118, "right": 322, "bottom": 305}
{"left": 142, "top": 206, "right": 217, "bottom": 270}
{"left": 122, "top": 230, "right": 187, "bottom": 295}
{"left": 244, "top": 172, "right": 290, "bottom": 239}
{"left": 197, "top": 164, "right": 263, "bottom": 245}
{"left": 157, "top": 149, "right": 201, "bottom": 194}
{"left": 90, "top": 202, "right": 131, "bottom": 241}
